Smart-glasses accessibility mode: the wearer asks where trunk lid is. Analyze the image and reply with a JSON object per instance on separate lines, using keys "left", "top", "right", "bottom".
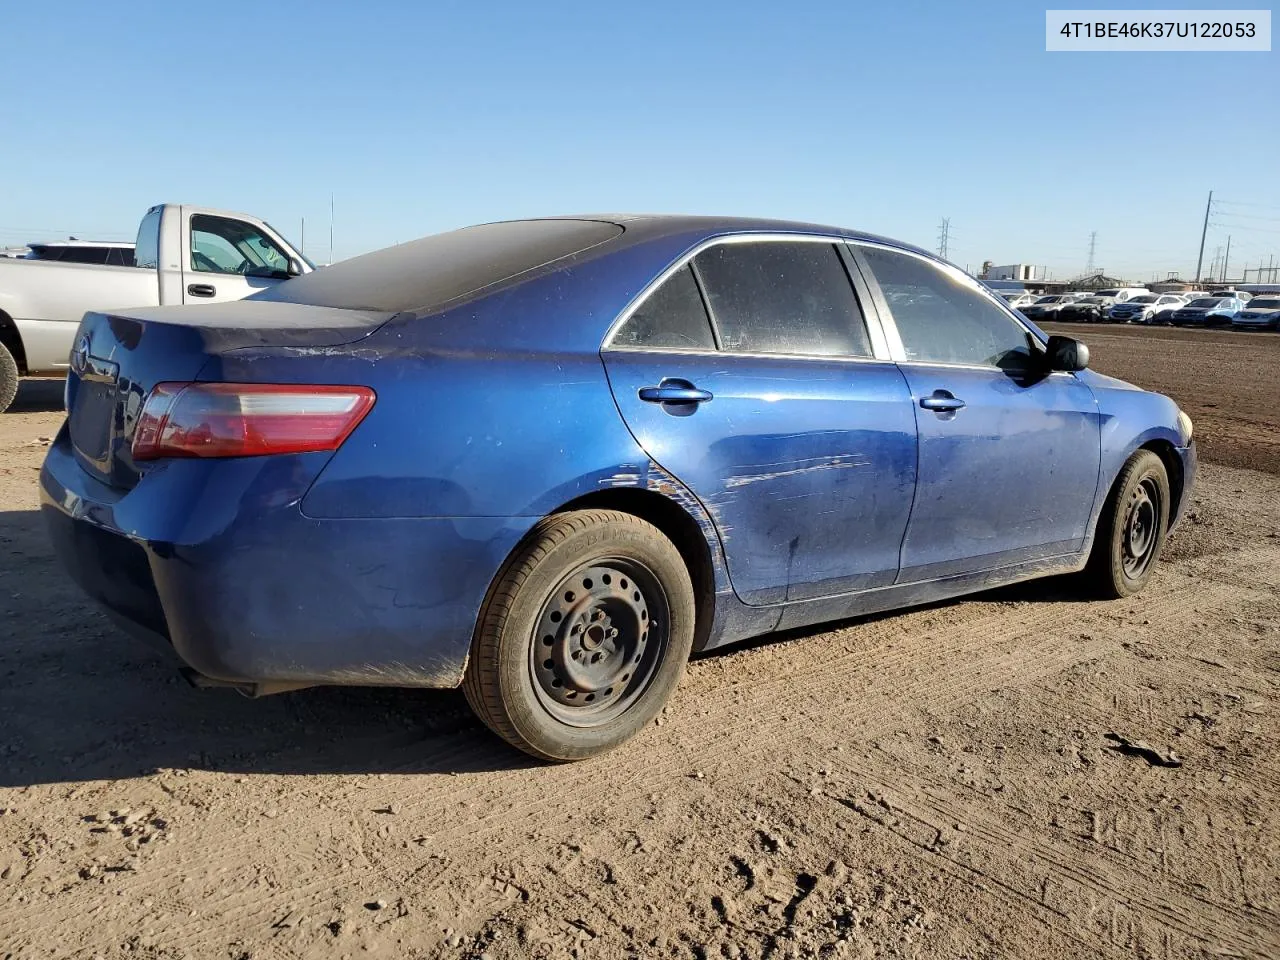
{"left": 66, "top": 300, "right": 393, "bottom": 489}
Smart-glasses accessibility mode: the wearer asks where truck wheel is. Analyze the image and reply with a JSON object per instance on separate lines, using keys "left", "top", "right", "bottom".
{"left": 1085, "top": 450, "right": 1170, "bottom": 599}
{"left": 463, "top": 509, "right": 695, "bottom": 761}
{"left": 0, "top": 343, "right": 18, "bottom": 413}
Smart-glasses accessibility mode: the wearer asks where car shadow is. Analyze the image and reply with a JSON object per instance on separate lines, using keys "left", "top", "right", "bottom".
{"left": 7, "top": 377, "right": 65, "bottom": 413}
{"left": 0, "top": 508, "right": 539, "bottom": 788}
{"left": 3, "top": 500, "right": 1094, "bottom": 789}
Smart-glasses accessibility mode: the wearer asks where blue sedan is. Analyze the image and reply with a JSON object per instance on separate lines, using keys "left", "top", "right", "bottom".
{"left": 40, "top": 216, "right": 1197, "bottom": 760}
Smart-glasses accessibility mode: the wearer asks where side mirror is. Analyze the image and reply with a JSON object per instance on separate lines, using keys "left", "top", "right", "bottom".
{"left": 1046, "top": 334, "right": 1089, "bottom": 372}
{"left": 287, "top": 257, "right": 304, "bottom": 277}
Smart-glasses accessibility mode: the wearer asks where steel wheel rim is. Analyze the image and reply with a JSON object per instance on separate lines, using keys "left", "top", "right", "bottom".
{"left": 1121, "top": 477, "right": 1161, "bottom": 578}
{"left": 529, "top": 558, "right": 669, "bottom": 727}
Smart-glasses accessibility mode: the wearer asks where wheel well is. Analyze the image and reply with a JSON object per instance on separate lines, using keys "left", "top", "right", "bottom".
{"left": 1140, "top": 439, "right": 1184, "bottom": 528}
{"left": 557, "top": 487, "right": 717, "bottom": 654}
{"left": 0, "top": 309, "right": 28, "bottom": 373}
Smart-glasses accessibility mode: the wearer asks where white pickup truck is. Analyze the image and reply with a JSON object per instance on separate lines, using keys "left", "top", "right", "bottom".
{"left": 0, "top": 203, "right": 312, "bottom": 411}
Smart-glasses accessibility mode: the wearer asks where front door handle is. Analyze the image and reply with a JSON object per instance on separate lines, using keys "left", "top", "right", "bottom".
{"left": 639, "top": 384, "right": 713, "bottom": 404}
{"left": 187, "top": 283, "right": 216, "bottom": 298}
{"left": 920, "top": 390, "right": 966, "bottom": 412}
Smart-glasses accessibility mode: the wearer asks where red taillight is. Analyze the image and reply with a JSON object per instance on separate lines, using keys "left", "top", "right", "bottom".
{"left": 131, "top": 382, "right": 376, "bottom": 461}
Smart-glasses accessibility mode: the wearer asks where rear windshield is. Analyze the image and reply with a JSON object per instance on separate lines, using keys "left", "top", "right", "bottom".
{"left": 1129, "top": 295, "right": 1158, "bottom": 303}
{"left": 1035, "top": 296, "right": 1063, "bottom": 303}
{"left": 1248, "top": 298, "right": 1280, "bottom": 308}
{"left": 258, "top": 219, "right": 624, "bottom": 313}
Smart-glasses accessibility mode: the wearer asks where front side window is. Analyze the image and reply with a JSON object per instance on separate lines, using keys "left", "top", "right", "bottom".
{"left": 859, "top": 245, "right": 1036, "bottom": 368}
{"left": 190, "top": 214, "right": 291, "bottom": 277}
{"left": 692, "top": 241, "right": 872, "bottom": 357}
{"left": 612, "top": 265, "right": 715, "bottom": 350}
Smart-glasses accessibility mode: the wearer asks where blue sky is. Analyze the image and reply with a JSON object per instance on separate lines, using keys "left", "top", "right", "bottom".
{"left": 1, "top": 0, "right": 1276, "bottom": 280}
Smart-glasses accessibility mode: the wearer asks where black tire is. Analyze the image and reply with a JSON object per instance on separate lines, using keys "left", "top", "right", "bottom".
{"left": 1085, "top": 450, "right": 1170, "bottom": 599}
{"left": 463, "top": 509, "right": 696, "bottom": 761}
{"left": 0, "top": 342, "right": 18, "bottom": 414}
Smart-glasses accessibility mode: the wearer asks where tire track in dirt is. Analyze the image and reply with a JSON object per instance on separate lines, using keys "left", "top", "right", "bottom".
{"left": 816, "top": 759, "right": 1278, "bottom": 959}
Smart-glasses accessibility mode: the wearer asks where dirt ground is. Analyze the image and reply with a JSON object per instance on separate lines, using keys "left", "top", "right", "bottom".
{"left": 1, "top": 325, "right": 1277, "bottom": 960}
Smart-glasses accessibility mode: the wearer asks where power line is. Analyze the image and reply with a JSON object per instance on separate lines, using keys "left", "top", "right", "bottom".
{"left": 1215, "top": 197, "right": 1280, "bottom": 211}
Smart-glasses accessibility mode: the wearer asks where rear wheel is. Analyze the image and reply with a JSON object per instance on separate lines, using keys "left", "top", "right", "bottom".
{"left": 463, "top": 509, "right": 695, "bottom": 761}
{"left": 1085, "top": 450, "right": 1170, "bottom": 599}
{"left": 0, "top": 343, "right": 18, "bottom": 413}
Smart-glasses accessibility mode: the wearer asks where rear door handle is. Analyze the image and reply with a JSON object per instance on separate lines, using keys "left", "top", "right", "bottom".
{"left": 639, "top": 384, "right": 713, "bottom": 404}
{"left": 187, "top": 283, "right": 216, "bottom": 297}
{"left": 920, "top": 391, "right": 966, "bottom": 412}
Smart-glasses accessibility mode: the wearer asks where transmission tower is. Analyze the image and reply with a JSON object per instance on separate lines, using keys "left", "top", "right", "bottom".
{"left": 1086, "top": 231, "right": 1097, "bottom": 274}
{"left": 937, "top": 218, "right": 951, "bottom": 260}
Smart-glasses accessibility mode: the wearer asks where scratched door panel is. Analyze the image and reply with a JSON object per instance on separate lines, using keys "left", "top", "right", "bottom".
{"left": 896, "top": 364, "right": 1101, "bottom": 582}
{"left": 602, "top": 350, "right": 918, "bottom": 605}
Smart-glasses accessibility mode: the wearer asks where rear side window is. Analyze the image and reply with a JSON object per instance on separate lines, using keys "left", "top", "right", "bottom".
{"left": 135, "top": 209, "right": 161, "bottom": 270}
{"left": 612, "top": 265, "right": 715, "bottom": 350}
{"left": 859, "top": 245, "right": 1035, "bottom": 368}
{"left": 692, "top": 241, "right": 872, "bottom": 357}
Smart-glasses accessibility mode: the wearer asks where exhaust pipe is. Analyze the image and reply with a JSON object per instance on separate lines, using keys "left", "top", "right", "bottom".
{"left": 178, "top": 667, "right": 314, "bottom": 698}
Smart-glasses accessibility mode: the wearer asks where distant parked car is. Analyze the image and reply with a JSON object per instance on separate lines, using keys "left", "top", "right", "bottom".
{"left": 25, "top": 241, "right": 135, "bottom": 267}
{"left": 1018, "top": 294, "right": 1083, "bottom": 321}
{"left": 1230, "top": 296, "right": 1280, "bottom": 330}
{"left": 1168, "top": 296, "right": 1245, "bottom": 327}
{"left": 1058, "top": 295, "right": 1113, "bottom": 323}
{"left": 999, "top": 291, "right": 1039, "bottom": 309}
{"left": 39, "top": 214, "right": 1197, "bottom": 761}
{"left": 1108, "top": 294, "right": 1187, "bottom": 324}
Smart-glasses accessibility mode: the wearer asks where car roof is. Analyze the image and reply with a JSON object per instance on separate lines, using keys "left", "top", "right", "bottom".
{"left": 261, "top": 214, "right": 941, "bottom": 316}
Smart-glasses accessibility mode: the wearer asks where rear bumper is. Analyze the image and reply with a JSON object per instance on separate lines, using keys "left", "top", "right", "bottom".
{"left": 40, "top": 427, "right": 536, "bottom": 688}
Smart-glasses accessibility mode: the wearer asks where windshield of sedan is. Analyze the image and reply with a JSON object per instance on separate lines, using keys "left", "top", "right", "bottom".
{"left": 1187, "top": 298, "right": 1223, "bottom": 307}
{"left": 1247, "top": 298, "right": 1280, "bottom": 308}
{"left": 1129, "top": 295, "right": 1159, "bottom": 304}
{"left": 1034, "top": 296, "right": 1064, "bottom": 303}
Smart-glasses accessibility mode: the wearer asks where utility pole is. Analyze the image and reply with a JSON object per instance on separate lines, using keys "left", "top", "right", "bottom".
{"left": 300, "top": 218, "right": 305, "bottom": 258}
{"left": 1086, "top": 231, "right": 1097, "bottom": 274}
{"left": 1194, "top": 189, "right": 1213, "bottom": 282}
{"left": 1269, "top": 253, "right": 1276, "bottom": 283}
{"left": 937, "top": 218, "right": 950, "bottom": 260}
{"left": 329, "top": 194, "right": 335, "bottom": 265}
{"left": 1222, "top": 235, "right": 1232, "bottom": 283}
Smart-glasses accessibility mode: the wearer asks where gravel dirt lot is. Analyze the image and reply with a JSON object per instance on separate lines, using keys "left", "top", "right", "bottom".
{"left": 2, "top": 324, "right": 1278, "bottom": 960}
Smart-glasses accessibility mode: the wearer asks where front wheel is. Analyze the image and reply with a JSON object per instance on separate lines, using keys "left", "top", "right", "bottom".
{"left": 1085, "top": 450, "right": 1170, "bottom": 599}
{"left": 0, "top": 342, "right": 18, "bottom": 413}
{"left": 463, "top": 509, "right": 695, "bottom": 761}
